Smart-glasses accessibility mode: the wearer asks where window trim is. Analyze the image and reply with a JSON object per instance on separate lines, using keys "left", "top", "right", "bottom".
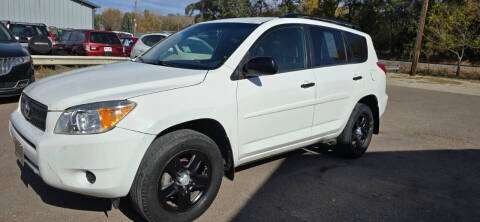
{"left": 232, "top": 23, "right": 311, "bottom": 81}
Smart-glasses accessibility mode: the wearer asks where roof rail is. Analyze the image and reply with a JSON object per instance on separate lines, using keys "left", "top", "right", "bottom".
{"left": 281, "top": 13, "right": 361, "bottom": 30}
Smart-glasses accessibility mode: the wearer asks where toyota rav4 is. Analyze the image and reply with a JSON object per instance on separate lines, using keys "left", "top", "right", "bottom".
{"left": 9, "top": 15, "right": 388, "bottom": 222}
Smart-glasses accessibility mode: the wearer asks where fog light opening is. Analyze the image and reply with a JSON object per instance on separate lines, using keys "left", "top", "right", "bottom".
{"left": 86, "top": 171, "right": 96, "bottom": 184}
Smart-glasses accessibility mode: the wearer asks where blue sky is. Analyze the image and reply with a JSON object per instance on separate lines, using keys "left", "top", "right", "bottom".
{"left": 92, "top": 0, "right": 199, "bottom": 15}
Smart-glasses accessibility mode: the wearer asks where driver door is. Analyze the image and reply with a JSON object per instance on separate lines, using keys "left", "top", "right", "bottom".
{"left": 237, "top": 25, "right": 316, "bottom": 160}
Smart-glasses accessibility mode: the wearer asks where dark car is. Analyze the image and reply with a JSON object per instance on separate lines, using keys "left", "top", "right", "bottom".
{"left": 120, "top": 36, "right": 138, "bottom": 57}
{"left": 2, "top": 21, "right": 56, "bottom": 55}
{"left": 55, "top": 29, "right": 73, "bottom": 55}
{"left": 0, "top": 23, "right": 34, "bottom": 98}
{"left": 64, "top": 30, "right": 125, "bottom": 56}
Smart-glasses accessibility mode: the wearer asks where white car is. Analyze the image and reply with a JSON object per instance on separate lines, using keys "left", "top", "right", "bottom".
{"left": 9, "top": 15, "right": 388, "bottom": 222}
{"left": 130, "top": 32, "right": 170, "bottom": 58}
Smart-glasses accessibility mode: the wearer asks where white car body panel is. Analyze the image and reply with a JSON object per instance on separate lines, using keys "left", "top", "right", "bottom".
{"left": 9, "top": 17, "right": 388, "bottom": 198}
{"left": 24, "top": 61, "right": 207, "bottom": 110}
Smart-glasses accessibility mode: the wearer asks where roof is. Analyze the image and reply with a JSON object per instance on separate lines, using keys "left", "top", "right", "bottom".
{"left": 72, "top": 0, "right": 100, "bottom": 9}
{"left": 204, "top": 17, "right": 276, "bottom": 24}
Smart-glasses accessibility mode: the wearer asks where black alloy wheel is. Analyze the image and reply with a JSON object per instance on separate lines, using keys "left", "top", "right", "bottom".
{"left": 159, "top": 150, "right": 211, "bottom": 212}
{"left": 335, "top": 103, "right": 374, "bottom": 158}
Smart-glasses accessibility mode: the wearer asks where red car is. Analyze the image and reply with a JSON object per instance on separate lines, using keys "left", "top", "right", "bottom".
{"left": 120, "top": 36, "right": 138, "bottom": 57}
{"left": 64, "top": 30, "right": 125, "bottom": 56}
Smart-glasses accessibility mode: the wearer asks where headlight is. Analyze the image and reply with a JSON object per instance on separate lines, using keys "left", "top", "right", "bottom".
{"left": 12, "top": 56, "right": 31, "bottom": 67}
{"left": 54, "top": 100, "right": 136, "bottom": 134}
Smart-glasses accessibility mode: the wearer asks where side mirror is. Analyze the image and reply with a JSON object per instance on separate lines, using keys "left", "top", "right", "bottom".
{"left": 244, "top": 57, "right": 278, "bottom": 77}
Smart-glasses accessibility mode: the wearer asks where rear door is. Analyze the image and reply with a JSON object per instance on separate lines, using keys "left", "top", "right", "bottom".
{"left": 308, "top": 26, "right": 364, "bottom": 137}
{"left": 237, "top": 25, "right": 316, "bottom": 159}
{"left": 89, "top": 32, "right": 123, "bottom": 56}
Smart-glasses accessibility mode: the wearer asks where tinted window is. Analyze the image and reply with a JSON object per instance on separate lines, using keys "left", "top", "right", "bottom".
{"left": 10, "top": 25, "right": 48, "bottom": 38}
{"left": 60, "top": 30, "right": 72, "bottom": 41}
{"left": 0, "top": 24, "right": 13, "bottom": 41}
{"left": 141, "top": 23, "right": 258, "bottom": 70}
{"left": 141, "top": 35, "right": 166, "bottom": 47}
{"left": 345, "top": 32, "right": 368, "bottom": 63}
{"left": 250, "top": 26, "right": 306, "bottom": 73}
{"left": 310, "top": 27, "right": 346, "bottom": 66}
{"left": 90, "top": 32, "right": 121, "bottom": 44}
{"left": 70, "top": 31, "right": 86, "bottom": 41}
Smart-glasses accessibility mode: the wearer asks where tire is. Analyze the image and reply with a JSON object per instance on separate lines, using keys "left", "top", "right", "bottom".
{"left": 28, "top": 35, "right": 52, "bottom": 55}
{"left": 335, "top": 103, "right": 374, "bottom": 158}
{"left": 130, "top": 129, "right": 223, "bottom": 222}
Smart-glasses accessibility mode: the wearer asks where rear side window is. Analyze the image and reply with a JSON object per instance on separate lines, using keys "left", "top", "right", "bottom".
{"left": 141, "top": 35, "right": 166, "bottom": 47}
{"left": 90, "top": 32, "right": 121, "bottom": 44}
{"left": 250, "top": 26, "right": 307, "bottom": 73}
{"left": 10, "top": 25, "right": 48, "bottom": 38}
{"left": 310, "top": 26, "right": 347, "bottom": 67}
{"left": 345, "top": 32, "right": 368, "bottom": 63}
{"left": 69, "top": 31, "right": 86, "bottom": 41}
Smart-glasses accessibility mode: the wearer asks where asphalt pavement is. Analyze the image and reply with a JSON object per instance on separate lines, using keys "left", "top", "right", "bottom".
{"left": 0, "top": 84, "right": 479, "bottom": 222}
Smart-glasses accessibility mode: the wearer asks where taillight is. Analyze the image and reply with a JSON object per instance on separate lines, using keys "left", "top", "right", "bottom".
{"left": 48, "top": 31, "right": 56, "bottom": 48}
{"left": 377, "top": 62, "right": 387, "bottom": 74}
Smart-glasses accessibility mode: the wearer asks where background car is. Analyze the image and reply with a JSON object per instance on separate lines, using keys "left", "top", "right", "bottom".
{"left": 54, "top": 29, "right": 73, "bottom": 55}
{"left": 1, "top": 21, "right": 55, "bottom": 55}
{"left": 130, "top": 32, "right": 169, "bottom": 58}
{"left": 0, "top": 22, "right": 34, "bottom": 97}
{"left": 63, "top": 30, "right": 125, "bottom": 56}
{"left": 120, "top": 36, "right": 138, "bottom": 57}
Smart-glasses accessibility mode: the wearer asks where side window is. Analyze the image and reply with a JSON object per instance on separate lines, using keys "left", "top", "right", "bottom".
{"left": 142, "top": 35, "right": 165, "bottom": 47}
{"left": 345, "top": 32, "right": 368, "bottom": 63}
{"left": 250, "top": 26, "right": 307, "bottom": 73}
{"left": 310, "top": 26, "right": 346, "bottom": 67}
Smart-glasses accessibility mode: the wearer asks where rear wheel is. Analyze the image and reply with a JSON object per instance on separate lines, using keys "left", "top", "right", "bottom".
{"left": 130, "top": 129, "right": 223, "bottom": 222}
{"left": 335, "top": 103, "right": 374, "bottom": 158}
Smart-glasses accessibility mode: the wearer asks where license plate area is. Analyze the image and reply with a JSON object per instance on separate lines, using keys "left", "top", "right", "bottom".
{"left": 104, "top": 47, "right": 112, "bottom": 52}
{"left": 13, "top": 138, "right": 24, "bottom": 166}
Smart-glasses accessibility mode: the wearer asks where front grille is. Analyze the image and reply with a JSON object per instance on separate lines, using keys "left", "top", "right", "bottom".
{"left": 0, "top": 57, "right": 15, "bottom": 76}
{"left": 0, "top": 81, "right": 17, "bottom": 89}
{"left": 21, "top": 94, "right": 48, "bottom": 131}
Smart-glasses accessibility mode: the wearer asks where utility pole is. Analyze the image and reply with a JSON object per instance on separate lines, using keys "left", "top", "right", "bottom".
{"left": 410, "top": 0, "right": 429, "bottom": 76}
{"left": 133, "top": 0, "right": 138, "bottom": 35}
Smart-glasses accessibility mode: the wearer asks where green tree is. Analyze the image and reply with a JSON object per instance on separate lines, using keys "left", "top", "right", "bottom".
{"left": 186, "top": 0, "right": 253, "bottom": 22}
{"left": 425, "top": 1, "right": 480, "bottom": 76}
{"left": 94, "top": 14, "right": 102, "bottom": 30}
{"left": 120, "top": 12, "right": 135, "bottom": 33}
{"left": 101, "top": 8, "right": 122, "bottom": 31}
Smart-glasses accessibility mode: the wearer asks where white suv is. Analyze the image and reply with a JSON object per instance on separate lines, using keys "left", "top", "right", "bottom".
{"left": 9, "top": 15, "right": 387, "bottom": 222}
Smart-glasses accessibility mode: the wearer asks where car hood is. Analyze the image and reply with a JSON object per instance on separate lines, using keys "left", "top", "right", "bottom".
{"left": 24, "top": 61, "right": 208, "bottom": 110}
{"left": 0, "top": 41, "right": 27, "bottom": 57}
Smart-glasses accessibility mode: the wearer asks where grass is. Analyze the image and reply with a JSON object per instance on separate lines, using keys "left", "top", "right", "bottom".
{"left": 34, "top": 66, "right": 79, "bottom": 79}
{"left": 389, "top": 72, "right": 465, "bottom": 85}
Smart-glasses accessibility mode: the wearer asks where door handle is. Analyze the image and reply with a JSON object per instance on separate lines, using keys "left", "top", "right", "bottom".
{"left": 301, "top": 82, "right": 315, "bottom": 88}
{"left": 353, "top": 76, "right": 363, "bottom": 81}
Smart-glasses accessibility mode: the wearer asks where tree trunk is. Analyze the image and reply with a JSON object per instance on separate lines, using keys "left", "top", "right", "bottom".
{"left": 456, "top": 60, "right": 461, "bottom": 77}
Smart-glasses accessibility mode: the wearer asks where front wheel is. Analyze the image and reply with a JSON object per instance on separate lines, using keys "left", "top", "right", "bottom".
{"left": 335, "top": 103, "right": 374, "bottom": 158}
{"left": 130, "top": 129, "right": 223, "bottom": 222}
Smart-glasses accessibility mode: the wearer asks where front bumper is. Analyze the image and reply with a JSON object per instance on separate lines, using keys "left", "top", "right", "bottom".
{"left": 9, "top": 109, "right": 155, "bottom": 198}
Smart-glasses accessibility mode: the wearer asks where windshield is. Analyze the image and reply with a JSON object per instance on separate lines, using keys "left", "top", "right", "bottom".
{"left": 0, "top": 24, "right": 14, "bottom": 41}
{"left": 140, "top": 22, "right": 259, "bottom": 70}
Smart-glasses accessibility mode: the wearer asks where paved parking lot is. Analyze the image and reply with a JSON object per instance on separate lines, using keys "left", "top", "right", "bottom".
{"left": 1, "top": 83, "right": 479, "bottom": 222}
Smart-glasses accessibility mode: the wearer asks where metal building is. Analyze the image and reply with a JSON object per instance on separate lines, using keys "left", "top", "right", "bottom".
{"left": 0, "top": 0, "right": 99, "bottom": 29}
